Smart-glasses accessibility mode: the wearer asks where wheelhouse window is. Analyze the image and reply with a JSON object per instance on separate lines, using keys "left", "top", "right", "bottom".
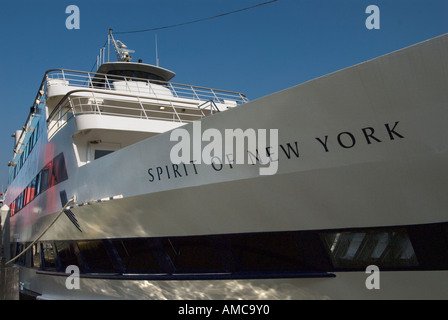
{"left": 107, "top": 70, "right": 164, "bottom": 82}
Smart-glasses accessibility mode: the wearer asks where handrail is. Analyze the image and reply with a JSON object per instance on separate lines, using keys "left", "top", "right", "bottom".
{"left": 46, "top": 88, "right": 217, "bottom": 139}
{"left": 46, "top": 68, "right": 248, "bottom": 104}
{"left": 46, "top": 88, "right": 205, "bottom": 123}
{"left": 12, "top": 66, "right": 248, "bottom": 166}
{"left": 197, "top": 100, "right": 220, "bottom": 117}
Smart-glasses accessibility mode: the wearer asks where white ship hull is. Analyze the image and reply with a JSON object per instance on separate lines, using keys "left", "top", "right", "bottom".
{"left": 4, "top": 34, "right": 448, "bottom": 299}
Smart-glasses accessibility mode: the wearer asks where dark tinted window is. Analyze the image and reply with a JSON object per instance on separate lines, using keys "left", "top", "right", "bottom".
{"left": 162, "top": 236, "right": 225, "bottom": 273}
{"left": 52, "top": 153, "right": 68, "bottom": 184}
{"left": 77, "top": 240, "right": 119, "bottom": 273}
{"left": 107, "top": 70, "right": 164, "bottom": 82}
{"left": 113, "top": 238, "right": 167, "bottom": 274}
{"left": 31, "top": 223, "right": 448, "bottom": 278}
{"left": 14, "top": 243, "right": 25, "bottom": 266}
{"left": 32, "top": 243, "right": 42, "bottom": 269}
{"left": 42, "top": 242, "right": 57, "bottom": 271}
{"left": 94, "top": 149, "right": 114, "bottom": 160}
{"left": 55, "top": 241, "right": 82, "bottom": 271}
{"left": 229, "top": 232, "right": 308, "bottom": 272}
{"left": 40, "top": 164, "right": 50, "bottom": 192}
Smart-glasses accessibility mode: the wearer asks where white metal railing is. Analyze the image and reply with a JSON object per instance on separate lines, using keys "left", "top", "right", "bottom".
{"left": 46, "top": 68, "right": 248, "bottom": 140}
{"left": 46, "top": 89, "right": 224, "bottom": 140}
{"left": 46, "top": 69, "right": 248, "bottom": 105}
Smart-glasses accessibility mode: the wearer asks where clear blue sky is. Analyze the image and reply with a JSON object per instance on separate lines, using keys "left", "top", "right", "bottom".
{"left": 0, "top": 0, "right": 447, "bottom": 190}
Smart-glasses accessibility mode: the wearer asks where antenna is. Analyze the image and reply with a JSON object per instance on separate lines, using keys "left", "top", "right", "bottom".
{"left": 155, "top": 34, "right": 159, "bottom": 67}
{"left": 97, "top": 47, "right": 105, "bottom": 69}
{"left": 108, "top": 29, "right": 135, "bottom": 62}
{"left": 108, "top": 28, "right": 111, "bottom": 62}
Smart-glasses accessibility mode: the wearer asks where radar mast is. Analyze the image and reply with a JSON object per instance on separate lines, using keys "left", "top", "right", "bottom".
{"left": 108, "top": 29, "right": 135, "bottom": 62}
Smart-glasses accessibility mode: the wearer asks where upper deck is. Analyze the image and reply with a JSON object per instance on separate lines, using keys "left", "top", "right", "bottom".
{"left": 8, "top": 62, "right": 249, "bottom": 182}
{"left": 45, "top": 63, "right": 248, "bottom": 138}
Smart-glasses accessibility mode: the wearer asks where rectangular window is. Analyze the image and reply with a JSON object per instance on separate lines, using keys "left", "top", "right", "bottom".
{"left": 77, "top": 240, "right": 119, "bottom": 273}
{"left": 17, "top": 192, "right": 24, "bottom": 211}
{"left": 162, "top": 236, "right": 225, "bottom": 273}
{"left": 9, "top": 201, "right": 15, "bottom": 216}
{"left": 54, "top": 241, "right": 83, "bottom": 272}
{"left": 32, "top": 122, "right": 40, "bottom": 147}
{"left": 29, "top": 176, "right": 37, "bottom": 202}
{"left": 91, "top": 143, "right": 120, "bottom": 161}
{"left": 35, "top": 171, "right": 42, "bottom": 196}
{"left": 228, "top": 232, "right": 308, "bottom": 273}
{"left": 29, "top": 132, "right": 34, "bottom": 150}
{"left": 32, "top": 243, "right": 42, "bottom": 269}
{"left": 15, "top": 243, "right": 26, "bottom": 266}
{"left": 23, "top": 188, "right": 29, "bottom": 206}
{"left": 14, "top": 198, "right": 19, "bottom": 213}
{"left": 94, "top": 149, "right": 114, "bottom": 160}
{"left": 40, "top": 164, "right": 51, "bottom": 192}
{"left": 112, "top": 238, "right": 168, "bottom": 274}
{"left": 42, "top": 242, "right": 57, "bottom": 271}
{"left": 52, "top": 153, "right": 68, "bottom": 184}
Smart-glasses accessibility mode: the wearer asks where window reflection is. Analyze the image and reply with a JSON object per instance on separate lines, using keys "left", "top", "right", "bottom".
{"left": 55, "top": 241, "right": 82, "bottom": 272}
{"left": 77, "top": 240, "right": 120, "bottom": 273}
{"left": 19, "top": 223, "right": 448, "bottom": 277}
{"left": 321, "top": 229, "right": 418, "bottom": 269}
{"left": 42, "top": 242, "right": 57, "bottom": 271}
{"left": 10, "top": 153, "right": 68, "bottom": 215}
{"left": 32, "top": 243, "right": 42, "bottom": 269}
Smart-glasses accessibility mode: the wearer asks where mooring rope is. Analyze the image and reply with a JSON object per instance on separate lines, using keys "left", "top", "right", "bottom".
{"left": 5, "top": 197, "right": 75, "bottom": 266}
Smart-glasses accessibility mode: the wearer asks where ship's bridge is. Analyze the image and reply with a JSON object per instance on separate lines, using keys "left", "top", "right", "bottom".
{"left": 95, "top": 61, "right": 176, "bottom": 82}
